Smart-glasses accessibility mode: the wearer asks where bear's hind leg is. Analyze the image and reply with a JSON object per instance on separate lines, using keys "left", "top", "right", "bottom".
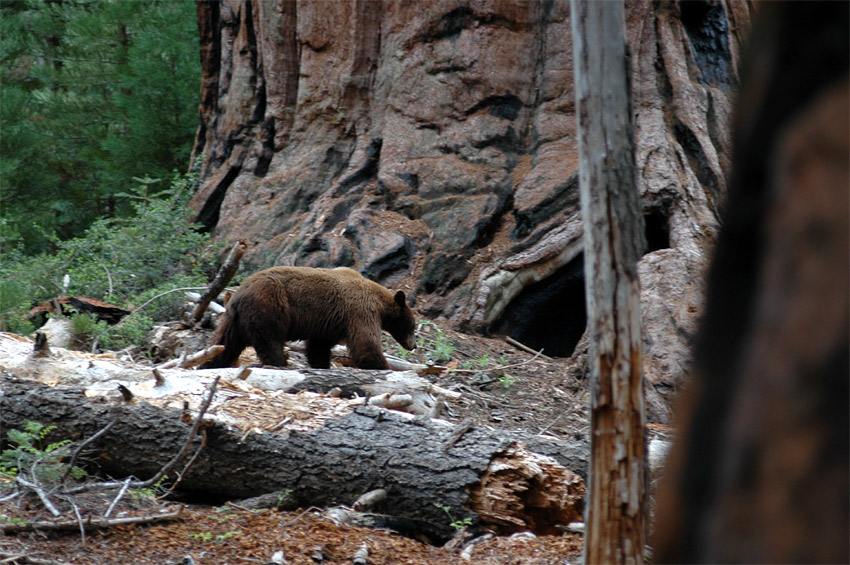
{"left": 306, "top": 339, "right": 334, "bottom": 368}
{"left": 253, "top": 338, "right": 289, "bottom": 367}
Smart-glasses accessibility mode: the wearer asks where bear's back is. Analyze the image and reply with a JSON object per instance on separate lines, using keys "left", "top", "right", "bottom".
{"left": 238, "top": 266, "right": 391, "bottom": 316}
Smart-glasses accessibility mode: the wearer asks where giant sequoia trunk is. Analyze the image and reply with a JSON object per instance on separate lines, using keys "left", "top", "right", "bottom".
{"left": 188, "top": 0, "right": 751, "bottom": 423}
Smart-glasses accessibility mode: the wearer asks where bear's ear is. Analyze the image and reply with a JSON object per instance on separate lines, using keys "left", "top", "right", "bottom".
{"left": 394, "top": 290, "right": 406, "bottom": 307}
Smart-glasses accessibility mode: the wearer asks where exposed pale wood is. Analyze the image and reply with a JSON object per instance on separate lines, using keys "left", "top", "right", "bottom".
{"left": 469, "top": 442, "right": 585, "bottom": 534}
{"left": 157, "top": 344, "right": 225, "bottom": 369}
{"left": 571, "top": 0, "right": 648, "bottom": 562}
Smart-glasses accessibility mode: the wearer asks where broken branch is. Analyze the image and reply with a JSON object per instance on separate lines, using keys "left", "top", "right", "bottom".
{"left": 192, "top": 241, "right": 246, "bottom": 322}
{"left": 0, "top": 506, "right": 184, "bottom": 534}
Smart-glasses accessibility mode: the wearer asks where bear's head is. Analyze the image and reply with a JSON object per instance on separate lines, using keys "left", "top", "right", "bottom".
{"left": 384, "top": 290, "right": 416, "bottom": 351}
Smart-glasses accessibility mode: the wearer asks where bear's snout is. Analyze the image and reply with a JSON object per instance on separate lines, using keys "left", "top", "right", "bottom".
{"left": 400, "top": 334, "right": 416, "bottom": 351}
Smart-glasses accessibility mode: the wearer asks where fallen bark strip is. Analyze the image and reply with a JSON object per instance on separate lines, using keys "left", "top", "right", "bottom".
{"left": 0, "top": 506, "right": 184, "bottom": 534}
{"left": 0, "top": 377, "right": 586, "bottom": 542}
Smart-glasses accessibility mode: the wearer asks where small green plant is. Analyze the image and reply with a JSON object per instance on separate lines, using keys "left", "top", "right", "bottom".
{"left": 210, "top": 506, "right": 238, "bottom": 522}
{"left": 190, "top": 530, "right": 242, "bottom": 544}
{"left": 1, "top": 516, "right": 28, "bottom": 527}
{"left": 420, "top": 321, "right": 456, "bottom": 363}
{"left": 69, "top": 311, "right": 108, "bottom": 350}
{"left": 0, "top": 422, "right": 87, "bottom": 484}
{"left": 0, "top": 278, "right": 35, "bottom": 334}
{"left": 128, "top": 475, "right": 168, "bottom": 501}
{"left": 215, "top": 530, "right": 242, "bottom": 543}
{"left": 434, "top": 503, "right": 473, "bottom": 531}
{"left": 498, "top": 373, "right": 518, "bottom": 389}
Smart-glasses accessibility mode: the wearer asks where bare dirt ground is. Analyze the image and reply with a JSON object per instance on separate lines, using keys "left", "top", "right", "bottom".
{"left": 1, "top": 321, "right": 589, "bottom": 564}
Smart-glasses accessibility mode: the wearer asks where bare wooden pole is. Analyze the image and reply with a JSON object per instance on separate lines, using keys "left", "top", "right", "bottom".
{"left": 570, "top": 0, "right": 647, "bottom": 563}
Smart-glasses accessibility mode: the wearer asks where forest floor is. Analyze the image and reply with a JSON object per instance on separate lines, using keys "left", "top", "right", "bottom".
{"left": 1, "top": 321, "right": 589, "bottom": 564}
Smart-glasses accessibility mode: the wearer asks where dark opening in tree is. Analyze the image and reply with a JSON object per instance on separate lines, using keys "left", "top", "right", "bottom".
{"left": 491, "top": 255, "right": 586, "bottom": 357}
{"left": 644, "top": 210, "right": 671, "bottom": 252}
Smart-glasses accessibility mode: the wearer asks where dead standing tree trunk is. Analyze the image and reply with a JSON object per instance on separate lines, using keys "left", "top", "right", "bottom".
{"left": 570, "top": 0, "right": 647, "bottom": 563}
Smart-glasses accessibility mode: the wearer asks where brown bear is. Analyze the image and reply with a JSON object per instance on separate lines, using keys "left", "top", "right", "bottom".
{"left": 200, "top": 266, "right": 416, "bottom": 370}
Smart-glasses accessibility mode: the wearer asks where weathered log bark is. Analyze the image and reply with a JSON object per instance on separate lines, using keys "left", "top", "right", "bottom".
{"left": 571, "top": 0, "right": 647, "bottom": 562}
{"left": 0, "top": 377, "right": 586, "bottom": 542}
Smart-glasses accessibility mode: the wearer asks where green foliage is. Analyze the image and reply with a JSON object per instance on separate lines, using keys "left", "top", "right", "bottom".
{"left": 69, "top": 311, "right": 107, "bottom": 349}
{"left": 434, "top": 503, "right": 473, "bottom": 531}
{"left": 418, "top": 321, "right": 456, "bottom": 363}
{"left": 497, "top": 373, "right": 518, "bottom": 389}
{"left": 0, "top": 169, "right": 217, "bottom": 346}
{"left": 0, "top": 422, "right": 87, "bottom": 484}
{"left": 189, "top": 531, "right": 214, "bottom": 543}
{"left": 189, "top": 530, "right": 242, "bottom": 544}
{"left": 0, "top": 0, "right": 200, "bottom": 253}
{"left": 0, "top": 278, "right": 35, "bottom": 334}
{"left": 128, "top": 475, "right": 168, "bottom": 501}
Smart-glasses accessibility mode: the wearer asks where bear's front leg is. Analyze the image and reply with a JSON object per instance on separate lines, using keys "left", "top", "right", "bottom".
{"left": 347, "top": 338, "right": 390, "bottom": 370}
{"left": 306, "top": 339, "right": 334, "bottom": 368}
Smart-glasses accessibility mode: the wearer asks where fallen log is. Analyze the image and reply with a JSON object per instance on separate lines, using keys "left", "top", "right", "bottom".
{"left": 0, "top": 376, "right": 586, "bottom": 542}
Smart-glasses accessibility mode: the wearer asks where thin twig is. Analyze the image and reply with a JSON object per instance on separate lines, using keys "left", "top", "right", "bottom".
{"left": 63, "top": 376, "right": 220, "bottom": 495}
{"left": 16, "top": 476, "right": 61, "bottom": 517}
{"left": 71, "top": 501, "right": 86, "bottom": 544}
{"left": 0, "top": 491, "right": 21, "bottom": 504}
{"left": 0, "top": 506, "right": 184, "bottom": 533}
{"left": 61, "top": 416, "right": 119, "bottom": 483}
{"left": 504, "top": 336, "right": 553, "bottom": 360}
{"left": 192, "top": 241, "right": 246, "bottom": 323}
{"left": 93, "top": 255, "right": 114, "bottom": 297}
{"left": 124, "top": 374, "right": 219, "bottom": 490}
{"left": 442, "top": 418, "right": 474, "bottom": 451}
{"left": 159, "top": 430, "right": 207, "bottom": 499}
{"left": 104, "top": 477, "right": 132, "bottom": 518}
{"left": 537, "top": 412, "right": 567, "bottom": 436}
{"left": 280, "top": 507, "right": 320, "bottom": 527}
{"left": 451, "top": 346, "right": 547, "bottom": 374}
{"left": 157, "top": 344, "right": 224, "bottom": 370}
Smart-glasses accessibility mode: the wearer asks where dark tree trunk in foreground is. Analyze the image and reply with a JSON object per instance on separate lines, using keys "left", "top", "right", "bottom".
{"left": 655, "top": 3, "right": 849, "bottom": 562}
{"left": 0, "top": 379, "right": 586, "bottom": 543}
{"left": 571, "top": 0, "right": 647, "bottom": 562}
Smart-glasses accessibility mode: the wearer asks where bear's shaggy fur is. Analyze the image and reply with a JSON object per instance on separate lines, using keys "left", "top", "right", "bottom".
{"left": 201, "top": 266, "right": 416, "bottom": 370}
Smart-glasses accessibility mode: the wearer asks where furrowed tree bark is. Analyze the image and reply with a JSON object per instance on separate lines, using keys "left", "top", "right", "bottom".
{"left": 570, "top": 1, "right": 647, "bottom": 563}
{"left": 0, "top": 378, "right": 587, "bottom": 543}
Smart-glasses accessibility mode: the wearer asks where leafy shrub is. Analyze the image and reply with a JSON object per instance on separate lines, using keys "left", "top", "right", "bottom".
{"left": 0, "top": 169, "right": 219, "bottom": 347}
{"left": 0, "top": 422, "right": 87, "bottom": 484}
